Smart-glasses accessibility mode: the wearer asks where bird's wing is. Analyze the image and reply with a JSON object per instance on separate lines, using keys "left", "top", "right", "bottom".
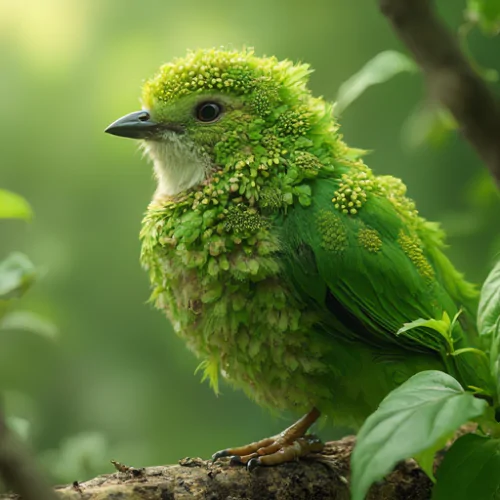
{"left": 279, "top": 174, "right": 478, "bottom": 356}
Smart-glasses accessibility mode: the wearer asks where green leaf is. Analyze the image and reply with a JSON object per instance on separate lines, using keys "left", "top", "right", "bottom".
{"left": 195, "top": 358, "right": 219, "bottom": 395}
{"left": 414, "top": 432, "right": 453, "bottom": 482}
{"left": 6, "top": 416, "right": 31, "bottom": 440}
{"left": 0, "top": 190, "right": 32, "bottom": 220}
{"left": 433, "top": 434, "right": 500, "bottom": 499}
{"left": 0, "top": 311, "right": 58, "bottom": 340}
{"left": 350, "top": 370, "right": 488, "bottom": 500}
{"left": 335, "top": 50, "right": 418, "bottom": 115}
{"left": 466, "top": 0, "right": 500, "bottom": 35}
{"left": 488, "top": 317, "right": 500, "bottom": 401}
{"left": 298, "top": 195, "right": 311, "bottom": 207}
{"left": 396, "top": 312, "right": 453, "bottom": 352}
{"left": 397, "top": 316, "right": 449, "bottom": 338}
{"left": 478, "top": 259, "right": 500, "bottom": 337}
{"left": 0, "top": 253, "right": 36, "bottom": 301}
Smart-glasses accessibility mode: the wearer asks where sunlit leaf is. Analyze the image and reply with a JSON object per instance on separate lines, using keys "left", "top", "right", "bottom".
{"left": 479, "top": 261, "right": 500, "bottom": 399}
{"left": 335, "top": 50, "right": 418, "bottom": 115}
{"left": 6, "top": 416, "right": 31, "bottom": 440}
{"left": 433, "top": 434, "right": 500, "bottom": 499}
{"left": 351, "top": 370, "right": 487, "bottom": 500}
{"left": 396, "top": 313, "right": 453, "bottom": 352}
{"left": 0, "top": 253, "right": 36, "bottom": 301}
{"left": 0, "top": 189, "right": 32, "bottom": 220}
{"left": 488, "top": 318, "right": 500, "bottom": 401}
{"left": 478, "top": 259, "right": 500, "bottom": 337}
{"left": 466, "top": 0, "right": 500, "bottom": 35}
{"left": 397, "top": 316, "right": 450, "bottom": 338}
{"left": 0, "top": 311, "right": 58, "bottom": 340}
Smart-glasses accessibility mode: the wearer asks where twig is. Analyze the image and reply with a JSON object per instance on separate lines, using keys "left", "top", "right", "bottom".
{"left": 0, "top": 410, "right": 58, "bottom": 500}
{"left": 378, "top": 0, "right": 500, "bottom": 186}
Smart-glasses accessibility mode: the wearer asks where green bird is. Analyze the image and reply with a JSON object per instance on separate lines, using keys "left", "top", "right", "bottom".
{"left": 105, "top": 49, "right": 492, "bottom": 468}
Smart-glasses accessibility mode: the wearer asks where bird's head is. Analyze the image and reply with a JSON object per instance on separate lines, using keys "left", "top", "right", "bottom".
{"left": 106, "top": 49, "right": 336, "bottom": 198}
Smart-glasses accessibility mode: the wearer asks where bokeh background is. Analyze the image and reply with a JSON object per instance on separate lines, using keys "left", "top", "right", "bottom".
{"left": 1, "top": 0, "right": 499, "bottom": 483}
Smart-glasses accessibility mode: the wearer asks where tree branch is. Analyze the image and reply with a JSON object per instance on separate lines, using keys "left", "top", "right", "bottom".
{"left": 378, "top": 0, "right": 500, "bottom": 186}
{"left": 0, "top": 411, "right": 58, "bottom": 500}
{"left": 0, "top": 437, "right": 433, "bottom": 500}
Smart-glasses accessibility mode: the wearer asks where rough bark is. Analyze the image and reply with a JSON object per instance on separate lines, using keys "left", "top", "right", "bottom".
{"left": 378, "top": 0, "right": 500, "bottom": 186}
{"left": 0, "top": 437, "right": 433, "bottom": 500}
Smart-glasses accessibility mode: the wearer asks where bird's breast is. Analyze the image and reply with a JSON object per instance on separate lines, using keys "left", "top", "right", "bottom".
{"left": 140, "top": 208, "right": 339, "bottom": 413}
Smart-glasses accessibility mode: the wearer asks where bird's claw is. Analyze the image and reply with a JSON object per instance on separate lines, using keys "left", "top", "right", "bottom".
{"left": 212, "top": 449, "right": 260, "bottom": 469}
{"left": 210, "top": 408, "right": 322, "bottom": 469}
{"left": 229, "top": 455, "right": 243, "bottom": 465}
{"left": 247, "top": 457, "right": 261, "bottom": 472}
{"left": 211, "top": 449, "right": 231, "bottom": 462}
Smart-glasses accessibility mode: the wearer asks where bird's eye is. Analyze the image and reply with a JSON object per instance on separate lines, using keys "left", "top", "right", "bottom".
{"left": 195, "top": 102, "right": 222, "bottom": 123}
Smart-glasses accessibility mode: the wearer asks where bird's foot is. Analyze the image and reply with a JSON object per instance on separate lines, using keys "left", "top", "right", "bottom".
{"left": 212, "top": 407, "right": 323, "bottom": 470}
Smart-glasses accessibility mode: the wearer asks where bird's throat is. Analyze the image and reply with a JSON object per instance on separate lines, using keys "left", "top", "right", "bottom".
{"left": 142, "top": 135, "right": 209, "bottom": 197}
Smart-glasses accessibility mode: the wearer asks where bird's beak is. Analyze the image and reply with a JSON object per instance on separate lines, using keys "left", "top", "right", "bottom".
{"left": 104, "top": 110, "right": 162, "bottom": 139}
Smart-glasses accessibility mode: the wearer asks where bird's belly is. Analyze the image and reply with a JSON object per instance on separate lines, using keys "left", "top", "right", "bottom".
{"left": 142, "top": 224, "right": 436, "bottom": 428}
{"left": 157, "top": 259, "right": 424, "bottom": 428}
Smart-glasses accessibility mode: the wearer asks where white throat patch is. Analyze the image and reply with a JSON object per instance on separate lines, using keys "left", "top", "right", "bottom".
{"left": 141, "top": 133, "right": 209, "bottom": 197}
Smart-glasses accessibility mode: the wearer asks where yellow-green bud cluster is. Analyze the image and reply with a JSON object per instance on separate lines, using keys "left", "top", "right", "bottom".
{"left": 249, "top": 79, "right": 280, "bottom": 116}
{"left": 294, "top": 151, "right": 325, "bottom": 178}
{"left": 332, "top": 171, "right": 374, "bottom": 215}
{"left": 225, "top": 204, "right": 266, "bottom": 234}
{"left": 358, "top": 228, "right": 382, "bottom": 253}
{"left": 259, "top": 188, "right": 285, "bottom": 211}
{"left": 378, "top": 176, "right": 419, "bottom": 224}
{"left": 191, "top": 178, "right": 227, "bottom": 210}
{"left": 143, "top": 50, "right": 257, "bottom": 105}
{"left": 276, "top": 107, "right": 311, "bottom": 137}
{"left": 142, "top": 48, "right": 311, "bottom": 119}
{"left": 398, "top": 230, "right": 434, "bottom": 280}
{"left": 261, "top": 132, "right": 286, "bottom": 168}
{"left": 316, "top": 210, "right": 347, "bottom": 253}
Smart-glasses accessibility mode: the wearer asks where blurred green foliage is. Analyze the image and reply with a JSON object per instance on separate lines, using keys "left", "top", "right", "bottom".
{"left": 1, "top": 0, "right": 499, "bottom": 484}
{"left": 467, "top": 0, "right": 500, "bottom": 34}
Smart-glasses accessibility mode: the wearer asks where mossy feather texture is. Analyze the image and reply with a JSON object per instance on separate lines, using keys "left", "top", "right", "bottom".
{"left": 140, "top": 49, "right": 491, "bottom": 426}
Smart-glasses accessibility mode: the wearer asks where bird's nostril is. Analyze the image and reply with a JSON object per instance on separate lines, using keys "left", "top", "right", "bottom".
{"left": 138, "top": 112, "right": 150, "bottom": 122}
